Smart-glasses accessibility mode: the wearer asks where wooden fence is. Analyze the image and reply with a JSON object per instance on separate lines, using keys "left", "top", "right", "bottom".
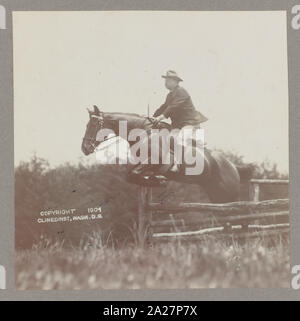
{"left": 137, "top": 179, "right": 289, "bottom": 245}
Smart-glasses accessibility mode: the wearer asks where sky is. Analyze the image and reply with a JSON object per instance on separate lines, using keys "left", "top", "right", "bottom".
{"left": 13, "top": 11, "right": 289, "bottom": 173}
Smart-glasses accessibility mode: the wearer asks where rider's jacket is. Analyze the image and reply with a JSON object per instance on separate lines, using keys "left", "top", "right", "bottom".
{"left": 153, "top": 86, "right": 208, "bottom": 128}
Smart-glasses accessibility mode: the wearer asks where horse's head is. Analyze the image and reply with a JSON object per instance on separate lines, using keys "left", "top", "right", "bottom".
{"left": 81, "top": 106, "right": 172, "bottom": 156}
{"left": 81, "top": 105, "right": 104, "bottom": 155}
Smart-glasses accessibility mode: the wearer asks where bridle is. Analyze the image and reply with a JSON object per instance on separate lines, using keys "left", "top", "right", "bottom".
{"left": 82, "top": 112, "right": 104, "bottom": 151}
{"left": 83, "top": 113, "right": 165, "bottom": 153}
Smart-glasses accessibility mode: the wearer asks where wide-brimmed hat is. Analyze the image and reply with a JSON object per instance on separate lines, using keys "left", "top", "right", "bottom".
{"left": 161, "top": 70, "right": 183, "bottom": 82}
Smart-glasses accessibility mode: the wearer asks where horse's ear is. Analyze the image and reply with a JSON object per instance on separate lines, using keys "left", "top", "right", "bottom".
{"left": 87, "top": 107, "right": 92, "bottom": 114}
{"left": 93, "top": 105, "right": 100, "bottom": 115}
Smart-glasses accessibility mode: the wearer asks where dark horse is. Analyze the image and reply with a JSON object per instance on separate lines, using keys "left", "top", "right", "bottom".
{"left": 82, "top": 105, "right": 252, "bottom": 203}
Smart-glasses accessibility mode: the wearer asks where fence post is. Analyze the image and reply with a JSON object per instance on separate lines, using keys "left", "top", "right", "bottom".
{"left": 137, "top": 186, "right": 149, "bottom": 246}
{"left": 146, "top": 188, "right": 153, "bottom": 244}
{"left": 253, "top": 183, "right": 260, "bottom": 202}
{"left": 249, "top": 180, "right": 260, "bottom": 201}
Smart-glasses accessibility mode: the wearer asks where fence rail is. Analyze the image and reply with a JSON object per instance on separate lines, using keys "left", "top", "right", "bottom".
{"left": 148, "top": 199, "right": 289, "bottom": 213}
{"left": 137, "top": 179, "right": 289, "bottom": 245}
{"left": 250, "top": 179, "right": 289, "bottom": 202}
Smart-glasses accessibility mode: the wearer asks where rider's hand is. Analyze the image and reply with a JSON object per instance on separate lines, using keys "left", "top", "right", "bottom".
{"left": 153, "top": 115, "right": 165, "bottom": 126}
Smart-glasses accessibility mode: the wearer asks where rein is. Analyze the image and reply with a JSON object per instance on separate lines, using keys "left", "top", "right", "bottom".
{"left": 83, "top": 112, "right": 168, "bottom": 153}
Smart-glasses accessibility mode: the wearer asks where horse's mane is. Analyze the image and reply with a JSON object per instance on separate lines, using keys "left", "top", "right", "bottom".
{"left": 106, "top": 112, "right": 147, "bottom": 118}
{"left": 104, "top": 111, "right": 171, "bottom": 129}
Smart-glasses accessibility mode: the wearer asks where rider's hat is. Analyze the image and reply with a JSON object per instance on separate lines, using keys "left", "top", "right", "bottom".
{"left": 162, "top": 70, "right": 183, "bottom": 82}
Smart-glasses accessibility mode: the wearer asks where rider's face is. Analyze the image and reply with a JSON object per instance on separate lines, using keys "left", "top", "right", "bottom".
{"left": 165, "top": 78, "right": 179, "bottom": 91}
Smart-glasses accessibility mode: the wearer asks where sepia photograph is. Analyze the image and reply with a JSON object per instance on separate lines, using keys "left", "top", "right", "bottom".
{"left": 13, "top": 11, "right": 289, "bottom": 290}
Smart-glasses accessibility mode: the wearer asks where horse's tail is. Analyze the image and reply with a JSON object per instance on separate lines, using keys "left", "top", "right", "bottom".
{"left": 236, "top": 164, "right": 254, "bottom": 181}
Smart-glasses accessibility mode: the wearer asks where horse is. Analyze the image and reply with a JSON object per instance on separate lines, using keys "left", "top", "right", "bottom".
{"left": 81, "top": 105, "right": 252, "bottom": 203}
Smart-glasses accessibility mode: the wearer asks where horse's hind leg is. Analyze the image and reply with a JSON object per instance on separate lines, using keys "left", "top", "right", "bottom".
{"left": 204, "top": 180, "right": 240, "bottom": 203}
{"left": 205, "top": 151, "right": 241, "bottom": 203}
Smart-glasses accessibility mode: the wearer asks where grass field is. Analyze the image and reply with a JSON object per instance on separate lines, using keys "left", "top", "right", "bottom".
{"left": 15, "top": 235, "right": 290, "bottom": 290}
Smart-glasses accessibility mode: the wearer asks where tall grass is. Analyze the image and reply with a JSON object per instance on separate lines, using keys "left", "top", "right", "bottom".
{"left": 15, "top": 235, "right": 290, "bottom": 290}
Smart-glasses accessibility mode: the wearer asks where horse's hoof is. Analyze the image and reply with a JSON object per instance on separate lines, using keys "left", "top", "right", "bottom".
{"left": 149, "top": 176, "right": 167, "bottom": 187}
{"left": 127, "top": 174, "right": 167, "bottom": 187}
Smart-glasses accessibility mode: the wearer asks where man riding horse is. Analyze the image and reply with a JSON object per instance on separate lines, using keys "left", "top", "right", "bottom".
{"left": 81, "top": 72, "right": 252, "bottom": 202}
{"left": 131, "top": 70, "right": 208, "bottom": 184}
